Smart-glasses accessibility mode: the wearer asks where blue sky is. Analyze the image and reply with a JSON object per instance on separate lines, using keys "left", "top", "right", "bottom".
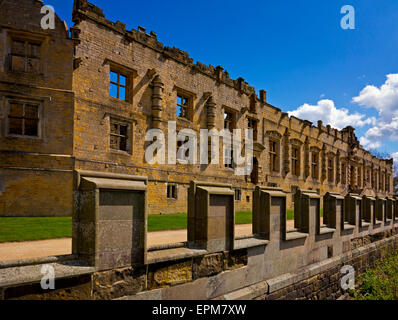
{"left": 49, "top": 0, "right": 398, "bottom": 158}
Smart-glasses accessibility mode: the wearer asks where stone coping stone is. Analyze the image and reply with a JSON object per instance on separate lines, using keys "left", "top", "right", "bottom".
{"left": 148, "top": 242, "right": 187, "bottom": 252}
{"left": 0, "top": 260, "right": 95, "bottom": 288}
{"left": 234, "top": 238, "right": 269, "bottom": 250}
{"left": 0, "top": 254, "right": 77, "bottom": 270}
{"left": 343, "top": 223, "right": 356, "bottom": 230}
{"left": 285, "top": 231, "right": 308, "bottom": 241}
{"left": 147, "top": 247, "right": 208, "bottom": 265}
{"left": 319, "top": 227, "right": 336, "bottom": 235}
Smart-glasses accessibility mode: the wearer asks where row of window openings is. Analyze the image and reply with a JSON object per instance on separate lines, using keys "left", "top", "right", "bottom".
{"left": 166, "top": 184, "right": 246, "bottom": 202}
{"left": 5, "top": 104, "right": 391, "bottom": 191}
{"left": 108, "top": 123, "right": 391, "bottom": 191}
{"left": 109, "top": 72, "right": 259, "bottom": 136}
{"left": 271, "top": 145, "right": 389, "bottom": 189}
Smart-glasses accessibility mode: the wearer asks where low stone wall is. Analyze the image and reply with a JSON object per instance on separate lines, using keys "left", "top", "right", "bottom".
{"left": 2, "top": 177, "right": 398, "bottom": 300}
{"left": 1, "top": 229, "right": 397, "bottom": 300}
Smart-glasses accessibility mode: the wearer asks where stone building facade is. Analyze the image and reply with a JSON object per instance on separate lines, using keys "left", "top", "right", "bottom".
{"left": 0, "top": 0, "right": 394, "bottom": 216}
{"left": 0, "top": 0, "right": 75, "bottom": 216}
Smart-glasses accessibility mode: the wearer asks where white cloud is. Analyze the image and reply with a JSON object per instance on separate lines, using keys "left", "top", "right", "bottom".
{"left": 288, "top": 99, "right": 375, "bottom": 130}
{"left": 353, "top": 74, "right": 398, "bottom": 149}
{"left": 353, "top": 73, "right": 398, "bottom": 121}
{"left": 359, "top": 117, "right": 398, "bottom": 149}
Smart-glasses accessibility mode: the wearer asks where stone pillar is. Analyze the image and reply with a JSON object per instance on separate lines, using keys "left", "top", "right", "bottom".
{"left": 362, "top": 195, "right": 375, "bottom": 225}
{"left": 294, "top": 189, "right": 324, "bottom": 235}
{"left": 206, "top": 96, "right": 217, "bottom": 129}
{"left": 386, "top": 197, "right": 395, "bottom": 221}
{"left": 151, "top": 75, "right": 164, "bottom": 129}
{"left": 375, "top": 196, "right": 386, "bottom": 223}
{"left": 73, "top": 170, "right": 147, "bottom": 271}
{"left": 344, "top": 193, "right": 360, "bottom": 229}
{"left": 323, "top": 192, "right": 344, "bottom": 230}
{"left": 215, "top": 66, "right": 224, "bottom": 82}
{"left": 259, "top": 90, "right": 267, "bottom": 104}
{"left": 253, "top": 186, "right": 287, "bottom": 240}
{"left": 188, "top": 181, "right": 235, "bottom": 253}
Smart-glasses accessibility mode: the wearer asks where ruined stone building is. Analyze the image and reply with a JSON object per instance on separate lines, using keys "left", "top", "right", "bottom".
{"left": 0, "top": 0, "right": 394, "bottom": 217}
{"left": 0, "top": 0, "right": 75, "bottom": 216}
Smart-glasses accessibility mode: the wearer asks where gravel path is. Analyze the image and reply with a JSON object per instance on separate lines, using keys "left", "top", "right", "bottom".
{"left": 0, "top": 221, "right": 297, "bottom": 261}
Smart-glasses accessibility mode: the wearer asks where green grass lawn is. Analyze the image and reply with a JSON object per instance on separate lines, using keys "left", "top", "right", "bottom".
{"left": 0, "top": 217, "right": 72, "bottom": 243}
{"left": 148, "top": 211, "right": 253, "bottom": 232}
{"left": 0, "top": 209, "right": 323, "bottom": 242}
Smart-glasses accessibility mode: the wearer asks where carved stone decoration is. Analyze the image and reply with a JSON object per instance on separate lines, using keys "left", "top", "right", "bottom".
{"left": 283, "top": 129, "right": 290, "bottom": 175}
{"left": 266, "top": 130, "right": 282, "bottom": 140}
{"left": 215, "top": 66, "right": 224, "bottom": 82}
{"left": 151, "top": 75, "right": 164, "bottom": 129}
{"left": 259, "top": 90, "right": 267, "bottom": 103}
{"left": 206, "top": 96, "right": 217, "bottom": 129}
{"left": 304, "top": 137, "right": 310, "bottom": 178}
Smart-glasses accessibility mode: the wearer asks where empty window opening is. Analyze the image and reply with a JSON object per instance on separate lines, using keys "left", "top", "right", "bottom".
{"left": 235, "top": 189, "right": 242, "bottom": 202}
{"left": 292, "top": 146, "right": 300, "bottom": 176}
{"left": 10, "top": 39, "right": 41, "bottom": 73}
{"left": 110, "top": 119, "right": 129, "bottom": 152}
{"left": 311, "top": 152, "right": 319, "bottom": 180}
{"left": 176, "top": 94, "right": 191, "bottom": 119}
{"left": 167, "top": 184, "right": 178, "bottom": 199}
{"left": 110, "top": 71, "right": 127, "bottom": 100}
{"left": 269, "top": 140, "right": 279, "bottom": 173}
{"left": 8, "top": 100, "right": 39, "bottom": 137}
{"left": 248, "top": 118, "right": 258, "bottom": 141}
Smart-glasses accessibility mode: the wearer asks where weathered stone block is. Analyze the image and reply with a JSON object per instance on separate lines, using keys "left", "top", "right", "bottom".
{"left": 147, "top": 260, "right": 193, "bottom": 290}
{"left": 193, "top": 253, "right": 224, "bottom": 279}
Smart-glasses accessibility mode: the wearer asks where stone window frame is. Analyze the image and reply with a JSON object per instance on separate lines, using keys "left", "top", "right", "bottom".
{"left": 341, "top": 162, "right": 347, "bottom": 185}
{"left": 365, "top": 167, "right": 371, "bottom": 185}
{"left": 268, "top": 134, "right": 281, "bottom": 174}
{"left": 357, "top": 166, "right": 362, "bottom": 188}
{"left": 174, "top": 86, "right": 196, "bottom": 122}
{"left": 223, "top": 106, "right": 237, "bottom": 132}
{"left": 105, "top": 59, "right": 137, "bottom": 104}
{"left": 110, "top": 70, "right": 127, "bottom": 100}
{"left": 224, "top": 146, "right": 234, "bottom": 169}
{"left": 327, "top": 153, "right": 335, "bottom": 183}
{"left": 310, "top": 147, "right": 320, "bottom": 180}
{"left": 234, "top": 188, "right": 242, "bottom": 202}
{"left": 386, "top": 174, "right": 391, "bottom": 193}
{"left": 176, "top": 131, "right": 197, "bottom": 164}
{"left": 107, "top": 114, "right": 134, "bottom": 154}
{"left": 247, "top": 117, "right": 258, "bottom": 142}
{"left": 7, "top": 31, "right": 45, "bottom": 74}
{"left": 5, "top": 97, "right": 43, "bottom": 139}
{"left": 167, "top": 183, "right": 178, "bottom": 200}
{"left": 380, "top": 172, "right": 385, "bottom": 192}
{"left": 290, "top": 140, "right": 302, "bottom": 177}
